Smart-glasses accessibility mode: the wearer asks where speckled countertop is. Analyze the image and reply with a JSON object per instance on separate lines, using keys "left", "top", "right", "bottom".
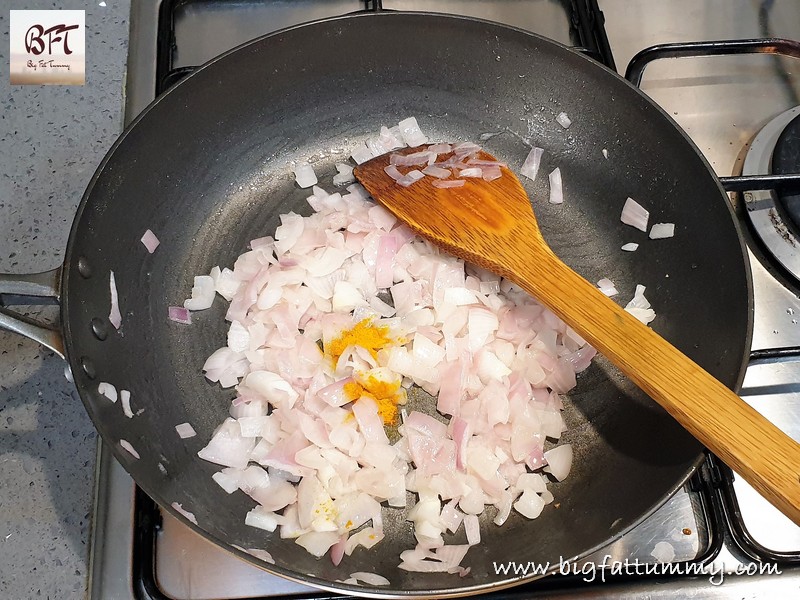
{"left": 0, "top": 2, "right": 130, "bottom": 598}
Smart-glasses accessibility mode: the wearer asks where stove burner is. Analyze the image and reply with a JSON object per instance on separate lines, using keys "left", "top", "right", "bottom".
{"left": 743, "top": 106, "right": 800, "bottom": 280}
{"left": 772, "top": 114, "right": 800, "bottom": 234}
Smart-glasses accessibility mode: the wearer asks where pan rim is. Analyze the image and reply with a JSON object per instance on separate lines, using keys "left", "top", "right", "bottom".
{"left": 62, "top": 10, "right": 754, "bottom": 597}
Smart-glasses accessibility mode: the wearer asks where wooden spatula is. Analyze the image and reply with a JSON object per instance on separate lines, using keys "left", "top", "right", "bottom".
{"left": 355, "top": 145, "right": 800, "bottom": 526}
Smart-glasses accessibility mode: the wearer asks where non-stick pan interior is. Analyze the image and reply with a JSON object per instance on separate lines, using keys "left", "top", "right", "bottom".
{"left": 62, "top": 13, "right": 751, "bottom": 596}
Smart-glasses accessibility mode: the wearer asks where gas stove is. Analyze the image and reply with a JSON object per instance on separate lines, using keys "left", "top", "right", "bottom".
{"left": 89, "top": 1, "right": 800, "bottom": 598}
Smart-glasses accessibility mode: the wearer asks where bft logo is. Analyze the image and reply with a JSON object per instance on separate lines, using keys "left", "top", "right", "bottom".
{"left": 25, "top": 23, "right": 80, "bottom": 56}
{"left": 10, "top": 10, "right": 85, "bottom": 85}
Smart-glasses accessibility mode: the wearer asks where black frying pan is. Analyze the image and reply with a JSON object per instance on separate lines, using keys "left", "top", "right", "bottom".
{"left": 3, "top": 13, "right": 752, "bottom": 597}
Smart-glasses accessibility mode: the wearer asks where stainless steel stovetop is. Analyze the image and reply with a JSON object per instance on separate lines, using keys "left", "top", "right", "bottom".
{"left": 89, "top": 1, "right": 800, "bottom": 598}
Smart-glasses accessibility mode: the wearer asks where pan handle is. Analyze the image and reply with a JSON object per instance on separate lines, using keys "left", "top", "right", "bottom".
{"left": 0, "top": 268, "right": 65, "bottom": 359}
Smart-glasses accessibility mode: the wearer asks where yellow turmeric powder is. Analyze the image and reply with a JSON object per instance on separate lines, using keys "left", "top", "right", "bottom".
{"left": 326, "top": 319, "right": 406, "bottom": 425}
{"left": 344, "top": 373, "right": 405, "bottom": 425}
{"left": 326, "top": 318, "right": 394, "bottom": 365}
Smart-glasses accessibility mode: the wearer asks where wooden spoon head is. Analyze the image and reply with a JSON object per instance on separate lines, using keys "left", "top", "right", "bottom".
{"left": 353, "top": 145, "right": 548, "bottom": 278}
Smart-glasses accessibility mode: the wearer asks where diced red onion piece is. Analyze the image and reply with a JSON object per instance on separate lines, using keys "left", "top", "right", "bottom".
{"left": 390, "top": 151, "right": 433, "bottom": 167}
{"left": 349, "top": 572, "right": 390, "bottom": 586}
{"left": 109, "top": 271, "right": 122, "bottom": 329}
{"left": 398, "top": 117, "right": 428, "bottom": 147}
{"left": 427, "top": 143, "right": 452, "bottom": 154}
{"left": 184, "top": 275, "right": 215, "bottom": 311}
{"left": 620, "top": 197, "right": 649, "bottom": 232}
{"left": 294, "top": 164, "right": 318, "bottom": 189}
{"left": 520, "top": 147, "right": 544, "bottom": 181}
{"left": 453, "top": 142, "right": 480, "bottom": 152}
{"left": 468, "top": 159, "right": 507, "bottom": 167}
{"left": 384, "top": 164, "right": 404, "bottom": 181}
{"left": 596, "top": 278, "right": 618, "bottom": 297}
{"left": 432, "top": 179, "right": 465, "bottom": 189}
{"left": 543, "top": 444, "right": 573, "bottom": 481}
{"left": 168, "top": 306, "right": 192, "bottom": 324}
{"left": 396, "top": 170, "right": 425, "bottom": 187}
{"left": 119, "top": 439, "right": 139, "bottom": 459}
{"left": 171, "top": 502, "right": 198, "bottom": 525}
{"left": 330, "top": 535, "right": 347, "bottom": 566}
{"left": 120, "top": 390, "right": 133, "bottom": 418}
{"left": 464, "top": 514, "right": 480, "bottom": 545}
{"left": 379, "top": 125, "right": 405, "bottom": 151}
{"left": 98, "top": 382, "right": 117, "bottom": 403}
{"left": 140, "top": 229, "right": 160, "bottom": 253}
{"left": 482, "top": 166, "right": 502, "bottom": 181}
{"left": 459, "top": 167, "right": 482, "bottom": 178}
{"left": 351, "top": 143, "right": 374, "bottom": 165}
{"left": 376, "top": 234, "right": 399, "bottom": 289}
{"left": 333, "top": 163, "right": 355, "bottom": 187}
{"left": 421, "top": 165, "right": 450, "bottom": 179}
{"left": 649, "top": 223, "right": 675, "bottom": 239}
{"left": 176, "top": 422, "right": 197, "bottom": 438}
{"left": 625, "top": 284, "right": 656, "bottom": 324}
{"left": 514, "top": 489, "right": 546, "bottom": 519}
{"left": 651, "top": 541, "right": 676, "bottom": 563}
{"left": 246, "top": 548, "right": 275, "bottom": 564}
{"left": 548, "top": 168, "right": 563, "bottom": 204}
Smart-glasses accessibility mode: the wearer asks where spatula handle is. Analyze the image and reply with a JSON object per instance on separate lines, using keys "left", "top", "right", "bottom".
{"left": 517, "top": 252, "right": 800, "bottom": 526}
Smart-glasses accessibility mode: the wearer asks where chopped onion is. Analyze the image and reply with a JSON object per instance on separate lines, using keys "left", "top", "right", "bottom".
{"left": 384, "top": 164, "right": 403, "bottom": 182}
{"left": 246, "top": 548, "right": 275, "bottom": 564}
{"left": 464, "top": 514, "right": 480, "bottom": 545}
{"left": 120, "top": 390, "right": 134, "bottom": 418}
{"left": 175, "top": 422, "right": 197, "bottom": 438}
{"left": 333, "top": 163, "right": 355, "bottom": 187}
{"left": 184, "top": 275, "right": 215, "bottom": 311}
{"left": 520, "top": 147, "right": 544, "bottom": 181}
{"left": 140, "top": 229, "right": 160, "bottom": 253}
{"left": 596, "top": 278, "right": 619, "bottom": 297}
{"left": 649, "top": 223, "right": 675, "bottom": 239}
{"left": 390, "top": 151, "right": 434, "bottom": 167}
{"left": 397, "top": 117, "right": 428, "bottom": 147}
{"left": 98, "top": 382, "right": 117, "bottom": 403}
{"left": 602, "top": 148, "right": 609, "bottom": 159}
{"left": 432, "top": 179, "right": 465, "bottom": 189}
{"left": 108, "top": 271, "right": 122, "bottom": 329}
{"left": 544, "top": 444, "right": 573, "bottom": 481}
{"left": 189, "top": 127, "right": 604, "bottom": 575}
{"left": 349, "top": 572, "right": 390, "bottom": 586}
{"left": 555, "top": 112, "right": 572, "bottom": 129}
{"left": 625, "top": 284, "right": 656, "bottom": 325}
{"left": 171, "top": 502, "right": 198, "bottom": 525}
{"left": 548, "top": 167, "right": 563, "bottom": 204}
{"left": 379, "top": 126, "right": 405, "bottom": 152}
{"left": 482, "top": 166, "right": 502, "bottom": 182}
{"left": 620, "top": 197, "right": 649, "bottom": 232}
{"left": 119, "top": 439, "right": 139, "bottom": 459}
{"left": 428, "top": 143, "right": 452, "bottom": 154}
{"left": 396, "top": 170, "right": 425, "bottom": 187}
{"left": 421, "top": 165, "right": 450, "bottom": 179}
{"left": 351, "top": 143, "right": 374, "bottom": 165}
{"left": 621, "top": 243, "right": 639, "bottom": 252}
{"left": 168, "top": 306, "right": 192, "bottom": 324}
{"left": 245, "top": 506, "right": 280, "bottom": 532}
{"left": 294, "top": 164, "right": 318, "bottom": 189}
{"left": 651, "top": 541, "right": 676, "bottom": 563}
{"left": 458, "top": 167, "right": 482, "bottom": 178}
